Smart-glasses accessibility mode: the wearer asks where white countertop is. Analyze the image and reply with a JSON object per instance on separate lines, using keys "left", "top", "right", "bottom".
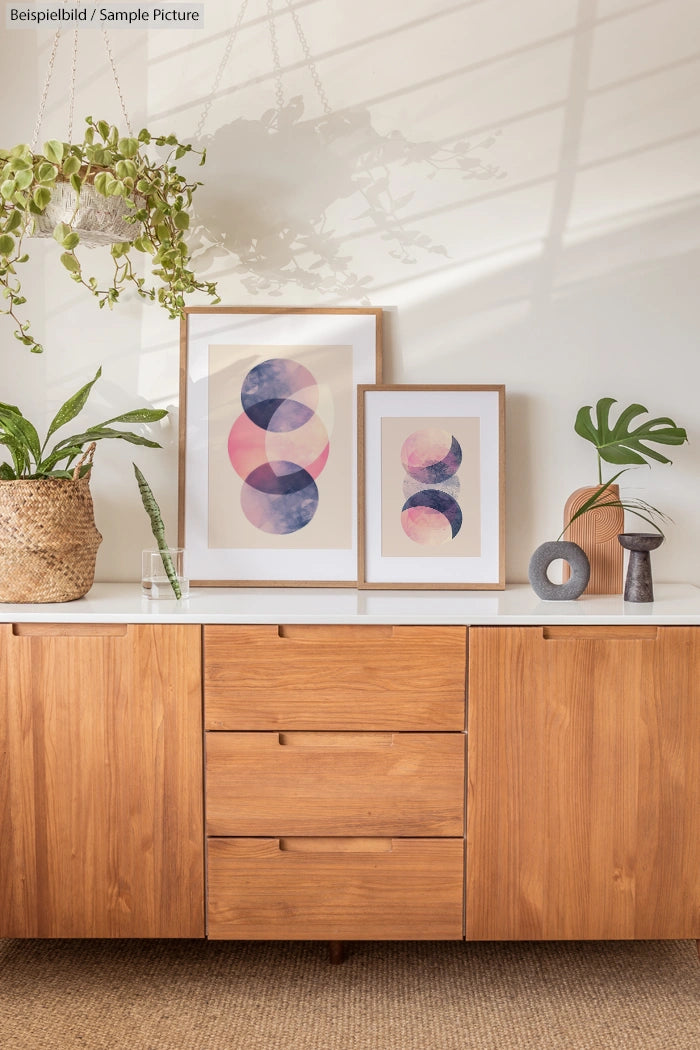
{"left": 0, "top": 582, "right": 699, "bottom": 625}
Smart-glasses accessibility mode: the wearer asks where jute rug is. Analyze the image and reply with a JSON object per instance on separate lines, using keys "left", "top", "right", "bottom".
{"left": 1, "top": 938, "right": 698, "bottom": 1050}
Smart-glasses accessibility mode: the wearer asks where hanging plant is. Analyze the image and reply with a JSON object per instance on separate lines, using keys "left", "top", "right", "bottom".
{"left": 0, "top": 116, "right": 220, "bottom": 353}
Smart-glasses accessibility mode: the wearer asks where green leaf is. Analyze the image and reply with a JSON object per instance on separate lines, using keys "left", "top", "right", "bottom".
{"left": 53, "top": 221, "right": 72, "bottom": 244}
{"left": 33, "top": 186, "right": 52, "bottom": 209}
{"left": 60, "top": 252, "right": 81, "bottom": 273}
{"left": 574, "top": 398, "right": 688, "bottom": 469}
{"left": 97, "top": 120, "right": 110, "bottom": 141}
{"left": 117, "top": 137, "right": 140, "bottom": 159}
{"left": 44, "top": 366, "right": 102, "bottom": 445}
{"left": 93, "top": 171, "right": 111, "bottom": 196}
{"left": 0, "top": 406, "right": 41, "bottom": 470}
{"left": 35, "top": 444, "right": 85, "bottom": 473}
{"left": 0, "top": 462, "right": 17, "bottom": 480}
{"left": 61, "top": 154, "right": 81, "bottom": 177}
{"left": 173, "top": 210, "right": 189, "bottom": 230}
{"left": 14, "top": 169, "right": 33, "bottom": 191}
{"left": 52, "top": 427, "right": 162, "bottom": 452}
{"left": 61, "top": 231, "right": 80, "bottom": 250}
{"left": 99, "top": 408, "right": 168, "bottom": 426}
{"left": 0, "top": 234, "right": 15, "bottom": 254}
{"left": 37, "top": 161, "right": 58, "bottom": 183}
{"left": 4, "top": 209, "right": 22, "bottom": 234}
{"left": 133, "top": 462, "right": 181, "bottom": 598}
{"left": 115, "top": 159, "right": 137, "bottom": 180}
{"left": 560, "top": 471, "right": 669, "bottom": 538}
{"left": 43, "top": 139, "right": 64, "bottom": 164}
{"left": 1, "top": 179, "right": 17, "bottom": 200}
{"left": 70, "top": 173, "right": 82, "bottom": 194}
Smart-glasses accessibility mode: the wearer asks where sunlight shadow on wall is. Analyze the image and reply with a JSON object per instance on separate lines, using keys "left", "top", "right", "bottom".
{"left": 190, "top": 97, "right": 506, "bottom": 300}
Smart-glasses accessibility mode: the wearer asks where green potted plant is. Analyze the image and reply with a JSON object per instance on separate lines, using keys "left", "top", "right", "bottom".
{"left": 0, "top": 366, "right": 167, "bottom": 602}
{"left": 561, "top": 397, "right": 688, "bottom": 593}
{"left": 529, "top": 398, "right": 688, "bottom": 602}
{"left": 0, "top": 116, "right": 219, "bottom": 353}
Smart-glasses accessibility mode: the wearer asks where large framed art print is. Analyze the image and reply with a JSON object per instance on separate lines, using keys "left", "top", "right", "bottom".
{"left": 179, "top": 307, "right": 382, "bottom": 586}
{"left": 358, "top": 385, "right": 505, "bottom": 589}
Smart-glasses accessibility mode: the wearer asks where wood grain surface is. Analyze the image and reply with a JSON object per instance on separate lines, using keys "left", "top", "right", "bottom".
{"left": 206, "top": 730, "right": 465, "bottom": 836}
{"left": 0, "top": 623, "right": 204, "bottom": 938}
{"left": 204, "top": 624, "right": 467, "bottom": 730}
{"left": 207, "top": 837, "right": 464, "bottom": 940}
{"left": 466, "top": 626, "right": 700, "bottom": 940}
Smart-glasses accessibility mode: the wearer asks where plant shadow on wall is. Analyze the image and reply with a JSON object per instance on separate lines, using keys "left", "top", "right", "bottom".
{"left": 189, "top": 98, "right": 506, "bottom": 299}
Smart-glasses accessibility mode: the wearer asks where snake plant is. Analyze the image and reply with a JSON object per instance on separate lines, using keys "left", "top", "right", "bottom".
{"left": 133, "top": 462, "right": 181, "bottom": 599}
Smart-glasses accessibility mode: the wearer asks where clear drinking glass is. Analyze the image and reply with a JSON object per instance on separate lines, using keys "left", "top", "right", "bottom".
{"left": 141, "top": 548, "right": 190, "bottom": 599}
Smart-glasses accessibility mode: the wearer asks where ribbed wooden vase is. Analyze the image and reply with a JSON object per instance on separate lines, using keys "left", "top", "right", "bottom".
{"left": 0, "top": 475, "right": 102, "bottom": 603}
{"left": 562, "top": 484, "right": 624, "bottom": 595}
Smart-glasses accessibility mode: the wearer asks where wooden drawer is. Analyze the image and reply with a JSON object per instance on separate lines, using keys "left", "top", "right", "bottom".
{"left": 203, "top": 624, "right": 466, "bottom": 730}
{"left": 207, "top": 837, "right": 464, "bottom": 940}
{"left": 205, "top": 731, "right": 465, "bottom": 836}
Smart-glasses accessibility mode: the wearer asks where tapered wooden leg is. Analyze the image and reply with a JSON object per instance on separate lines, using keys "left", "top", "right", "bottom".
{"left": 696, "top": 939, "right": 699, "bottom": 963}
{"left": 328, "top": 940, "right": 346, "bottom": 964}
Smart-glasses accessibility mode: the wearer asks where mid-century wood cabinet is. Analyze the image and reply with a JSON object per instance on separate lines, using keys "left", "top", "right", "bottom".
{"left": 1, "top": 610, "right": 698, "bottom": 946}
{"left": 0, "top": 622, "right": 204, "bottom": 938}
{"left": 204, "top": 624, "right": 466, "bottom": 940}
{"left": 466, "top": 626, "right": 700, "bottom": 942}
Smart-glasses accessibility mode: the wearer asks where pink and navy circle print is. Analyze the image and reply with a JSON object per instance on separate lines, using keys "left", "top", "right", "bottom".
{"left": 230, "top": 358, "right": 328, "bottom": 535}
{"left": 400, "top": 428, "right": 463, "bottom": 545}
{"left": 401, "top": 428, "right": 462, "bottom": 484}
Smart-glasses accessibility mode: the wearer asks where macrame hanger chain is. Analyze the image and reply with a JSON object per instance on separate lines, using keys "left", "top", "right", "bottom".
{"left": 30, "top": 28, "right": 62, "bottom": 150}
{"left": 67, "top": 27, "right": 79, "bottom": 142}
{"left": 283, "top": 0, "right": 331, "bottom": 116}
{"left": 266, "top": 0, "right": 332, "bottom": 120}
{"left": 266, "top": 0, "right": 286, "bottom": 116}
{"left": 30, "top": 13, "right": 133, "bottom": 149}
{"left": 101, "top": 29, "right": 133, "bottom": 135}
{"left": 192, "top": 0, "right": 333, "bottom": 138}
{"left": 194, "top": 0, "right": 250, "bottom": 140}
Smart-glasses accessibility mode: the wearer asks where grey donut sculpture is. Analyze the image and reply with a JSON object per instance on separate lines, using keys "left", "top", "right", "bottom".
{"left": 528, "top": 540, "right": 591, "bottom": 601}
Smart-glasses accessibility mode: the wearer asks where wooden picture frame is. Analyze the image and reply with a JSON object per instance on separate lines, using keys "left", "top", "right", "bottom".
{"left": 179, "top": 307, "right": 382, "bottom": 586}
{"left": 358, "top": 384, "right": 505, "bottom": 589}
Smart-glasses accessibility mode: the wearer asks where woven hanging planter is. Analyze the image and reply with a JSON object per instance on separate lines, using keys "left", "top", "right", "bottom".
{"left": 0, "top": 446, "right": 102, "bottom": 603}
{"left": 31, "top": 178, "right": 144, "bottom": 248}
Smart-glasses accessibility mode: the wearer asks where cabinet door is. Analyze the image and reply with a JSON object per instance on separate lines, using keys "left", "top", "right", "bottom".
{"left": 0, "top": 623, "right": 204, "bottom": 938}
{"left": 467, "top": 626, "right": 700, "bottom": 940}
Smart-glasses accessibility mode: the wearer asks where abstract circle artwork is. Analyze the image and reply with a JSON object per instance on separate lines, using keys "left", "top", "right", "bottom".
{"left": 400, "top": 428, "right": 464, "bottom": 545}
{"left": 229, "top": 358, "right": 329, "bottom": 534}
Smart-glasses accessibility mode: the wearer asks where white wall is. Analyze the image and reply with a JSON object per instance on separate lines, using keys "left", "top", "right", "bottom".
{"left": 1, "top": 0, "right": 698, "bottom": 585}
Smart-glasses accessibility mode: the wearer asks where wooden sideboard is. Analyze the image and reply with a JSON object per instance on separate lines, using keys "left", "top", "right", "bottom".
{"left": 1, "top": 584, "right": 698, "bottom": 949}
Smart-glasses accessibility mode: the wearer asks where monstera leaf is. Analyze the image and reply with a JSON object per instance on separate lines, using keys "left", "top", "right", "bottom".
{"left": 575, "top": 397, "right": 688, "bottom": 475}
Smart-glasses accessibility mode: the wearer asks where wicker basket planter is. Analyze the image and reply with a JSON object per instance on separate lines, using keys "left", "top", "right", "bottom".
{"left": 0, "top": 470, "right": 102, "bottom": 603}
{"left": 32, "top": 178, "right": 144, "bottom": 247}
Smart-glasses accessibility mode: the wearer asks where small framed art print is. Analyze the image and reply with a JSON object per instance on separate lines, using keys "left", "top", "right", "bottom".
{"left": 179, "top": 307, "right": 382, "bottom": 586}
{"left": 358, "top": 385, "right": 505, "bottom": 589}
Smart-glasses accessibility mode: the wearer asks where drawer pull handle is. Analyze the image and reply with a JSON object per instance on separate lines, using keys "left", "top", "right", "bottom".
{"left": 278, "top": 837, "right": 393, "bottom": 853}
{"left": 542, "top": 626, "right": 658, "bottom": 641}
{"left": 277, "top": 732, "right": 394, "bottom": 748}
{"left": 276, "top": 624, "right": 395, "bottom": 641}
{"left": 11, "top": 623, "right": 128, "bottom": 638}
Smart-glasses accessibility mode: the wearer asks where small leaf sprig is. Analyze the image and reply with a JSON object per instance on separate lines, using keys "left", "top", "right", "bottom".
{"left": 562, "top": 397, "right": 688, "bottom": 538}
{"left": 133, "top": 463, "right": 181, "bottom": 599}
